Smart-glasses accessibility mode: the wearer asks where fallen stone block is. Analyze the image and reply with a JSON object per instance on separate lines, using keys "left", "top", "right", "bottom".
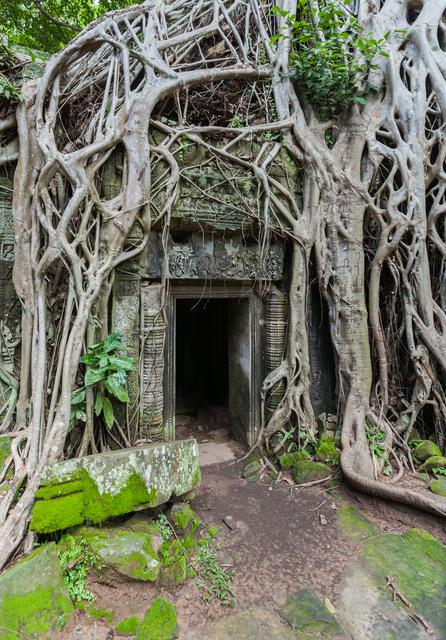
{"left": 0, "top": 543, "right": 73, "bottom": 639}
{"left": 30, "top": 439, "right": 200, "bottom": 533}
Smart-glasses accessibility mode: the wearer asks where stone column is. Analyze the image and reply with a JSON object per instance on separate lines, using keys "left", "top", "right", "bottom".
{"left": 140, "top": 282, "right": 167, "bottom": 442}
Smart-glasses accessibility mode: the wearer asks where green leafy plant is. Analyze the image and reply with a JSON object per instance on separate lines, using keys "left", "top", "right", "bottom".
{"left": 71, "top": 332, "right": 134, "bottom": 430}
{"left": 58, "top": 535, "right": 102, "bottom": 603}
{"left": 157, "top": 513, "right": 174, "bottom": 542}
{"left": 432, "top": 467, "right": 446, "bottom": 477}
{"left": 366, "top": 427, "right": 386, "bottom": 460}
{"left": 271, "top": 1, "right": 391, "bottom": 120}
{"left": 195, "top": 540, "right": 236, "bottom": 606}
{"left": 229, "top": 114, "right": 245, "bottom": 128}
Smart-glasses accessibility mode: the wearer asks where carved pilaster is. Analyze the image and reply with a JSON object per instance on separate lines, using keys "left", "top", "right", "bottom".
{"left": 140, "top": 283, "right": 167, "bottom": 442}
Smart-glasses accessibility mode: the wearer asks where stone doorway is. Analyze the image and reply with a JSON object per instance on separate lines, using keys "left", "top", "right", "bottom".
{"left": 165, "top": 285, "right": 263, "bottom": 447}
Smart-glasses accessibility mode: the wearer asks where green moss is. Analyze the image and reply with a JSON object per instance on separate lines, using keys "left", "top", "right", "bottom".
{"left": 337, "top": 505, "right": 379, "bottom": 541}
{"left": 291, "top": 460, "right": 331, "bottom": 484}
{"left": 87, "top": 606, "right": 114, "bottom": 622}
{"left": 136, "top": 597, "right": 178, "bottom": 640}
{"left": 278, "top": 588, "right": 341, "bottom": 636}
{"left": 0, "top": 588, "right": 71, "bottom": 639}
{"left": 29, "top": 492, "right": 84, "bottom": 533}
{"left": 430, "top": 477, "right": 446, "bottom": 496}
{"left": 81, "top": 470, "right": 157, "bottom": 524}
{"left": 208, "top": 526, "right": 219, "bottom": 538}
{"left": 170, "top": 503, "right": 200, "bottom": 536}
{"left": 277, "top": 451, "right": 309, "bottom": 470}
{"left": 362, "top": 528, "right": 446, "bottom": 637}
{"left": 77, "top": 526, "right": 161, "bottom": 582}
{"left": 315, "top": 434, "right": 340, "bottom": 466}
{"left": 0, "top": 544, "right": 73, "bottom": 640}
{"left": 414, "top": 440, "right": 441, "bottom": 461}
{"left": 420, "top": 455, "right": 446, "bottom": 472}
{"left": 35, "top": 479, "right": 83, "bottom": 500}
{"left": 115, "top": 615, "right": 140, "bottom": 636}
{"left": 160, "top": 555, "right": 187, "bottom": 590}
{"left": 0, "top": 439, "right": 11, "bottom": 473}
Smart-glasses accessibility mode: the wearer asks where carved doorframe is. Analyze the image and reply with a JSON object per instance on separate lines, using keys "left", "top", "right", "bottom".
{"left": 164, "top": 282, "right": 263, "bottom": 446}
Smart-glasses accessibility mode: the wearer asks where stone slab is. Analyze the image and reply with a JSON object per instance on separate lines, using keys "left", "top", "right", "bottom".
{"left": 30, "top": 439, "right": 200, "bottom": 533}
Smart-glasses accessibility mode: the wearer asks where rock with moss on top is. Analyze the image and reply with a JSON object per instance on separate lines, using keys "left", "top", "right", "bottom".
{"left": 136, "top": 596, "right": 178, "bottom": 640}
{"left": 0, "top": 543, "right": 73, "bottom": 640}
{"left": 414, "top": 440, "right": 441, "bottom": 462}
{"left": 419, "top": 455, "right": 446, "bottom": 472}
{"left": 291, "top": 460, "right": 331, "bottom": 484}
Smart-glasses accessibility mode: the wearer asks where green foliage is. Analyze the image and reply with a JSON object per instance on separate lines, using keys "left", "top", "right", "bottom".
{"left": 58, "top": 534, "right": 102, "bottom": 603}
{"left": 71, "top": 332, "right": 134, "bottom": 430}
{"left": 156, "top": 513, "right": 174, "bottom": 543}
{"left": 195, "top": 540, "right": 236, "bottom": 606}
{"left": 0, "top": 1, "right": 142, "bottom": 54}
{"left": 115, "top": 615, "right": 140, "bottom": 636}
{"left": 366, "top": 427, "right": 386, "bottom": 460}
{"left": 271, "top": 1, "right": 391, "bottom": 120}
{"left": 432, "top": 467, "right": 446, "bottom": 477}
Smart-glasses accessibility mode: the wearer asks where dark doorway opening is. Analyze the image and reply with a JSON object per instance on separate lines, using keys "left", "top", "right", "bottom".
{"left": 175, "top": 298, "right": 230, "bottom": 438}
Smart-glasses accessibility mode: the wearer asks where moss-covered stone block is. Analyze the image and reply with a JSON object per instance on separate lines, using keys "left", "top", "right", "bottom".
{"left": 136, "top": 596, "right": 178, "bottom": 640}
{"left": 116, "top": 615, "right": 140, "bottom": 636}
{"left": 278, "top": 589, "right": 342, "bottom": 637}
{"left": 0, "top": 543, "right": 73, "bottom": 639}
{"left": 414, "top": 440, "right": 441, "bottom": 461}
{"left": 277, "top": 451, "right": 309, "bottom": 470}
{"left": 430, "top": 477, "right": 446, "bottom": 496}
{"left": 315, "top": 434, "right": 340, "bottom": 466}
{"left": 291, "top": 460, "right": 331, "bottom": 484}
{"left": 75, "top": 526, "right": 161, "bottom": 582}
{"left": 170, "top": 502, "right": 200, "bottom": 536}
{"left": 30, "top": 439, "right": 200, "bottom": 533}
{"left": 419, "top": 455, "right": 446, "bottom": 472}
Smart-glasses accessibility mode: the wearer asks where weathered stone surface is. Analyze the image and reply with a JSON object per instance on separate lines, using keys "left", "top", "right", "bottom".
{"left": 76, "top": 526, "right": 161, "bottom": 582}
{"left": 430, "top": 477, "right": 446, "bottom": 497}
{"left": 337, "top": 505, "right": 379, "bottom": 541}
{"left": 136, "top": 596, "right": 178, "bottom": 640}
{"left": 291, "top": 460, "right": 331, "bottom": 484}
{"left": 0, "top": 543, "right": 73, "bottom": 639}
{"left": 338, "top": 527, "right": 446, "bottom": 640}
{"left": 279, "top": 589, "right": 342, "bottom": 637}
{"left": 184, "top": 609, "right": 299, "bottom": 640}
{"left": 30, "top": 440, "right": 200, "bottom": 533}
{"left": 414, "top": 440, "right": 441, "bottom": 461}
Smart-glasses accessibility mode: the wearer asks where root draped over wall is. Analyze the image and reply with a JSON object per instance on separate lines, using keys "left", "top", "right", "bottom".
{"left": 0, "top": 0, "right": 446, "bottom": 568}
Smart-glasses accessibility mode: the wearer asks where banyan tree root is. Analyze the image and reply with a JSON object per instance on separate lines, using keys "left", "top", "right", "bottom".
{"left": 0, "top": 0, "right": 446, "bottom": 568}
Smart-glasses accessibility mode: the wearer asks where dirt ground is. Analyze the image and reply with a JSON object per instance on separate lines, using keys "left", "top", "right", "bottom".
{"left": 57, "top": 417, "right": 446, "bottom": 639}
